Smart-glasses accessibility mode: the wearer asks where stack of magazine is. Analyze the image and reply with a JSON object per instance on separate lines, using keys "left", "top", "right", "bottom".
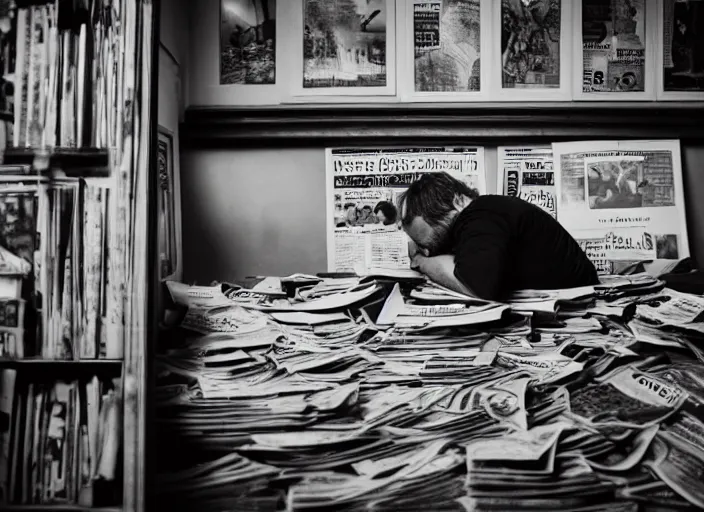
{"left": 154, "top": 267, "right": 704, "bottom": 511}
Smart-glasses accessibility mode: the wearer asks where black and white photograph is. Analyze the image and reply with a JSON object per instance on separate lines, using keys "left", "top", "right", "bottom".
{"left": 303, "top": 0, "right": 388, "bottom": 88}
{"left": 220, "top": 0, "right": 276, "bottom": 85}
{"left": 586, "top": 158, "right": 646, "bottom": 209}
{"left": 413, "top": 0, "right": 481, "bottom": 93}
{"left": 7, "top": 1, "right": 704, "bottom": 512}
{"left": 158, "top": 128, "right": 178, "bottom": 281}
{"left": 662, "top": 0, "right": 704, "bottom": 93}
{"left": 502, "top": 0, "right": 561, "bottom": 89}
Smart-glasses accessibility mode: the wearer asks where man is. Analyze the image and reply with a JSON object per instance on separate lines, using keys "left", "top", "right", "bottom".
{"left": 398, "top": 172, "right": 599, "bottom": 301}
{"left": 358, "top": 205, "right": 378, "bottom": 225}
{"left": 374, "top": 201, "right": 398, "bottom": 226}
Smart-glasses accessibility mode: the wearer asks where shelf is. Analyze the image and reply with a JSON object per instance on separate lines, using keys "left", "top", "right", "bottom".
{"left": 2, "top": 147, "right": 111, "bottom": 178}
{"left": 0, "top": 358, "right": 123, "bottom": 365}
{"left": 2, "top": 506, "right": 121, "bottom": 512}
{"left": 180, "top": 102, "right": 704, "bottom": 148}
{"left": 0, "top": 358, "right": 124, "bottom": 377}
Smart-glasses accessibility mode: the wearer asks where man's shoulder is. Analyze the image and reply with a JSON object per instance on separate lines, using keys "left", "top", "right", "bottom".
{"left": 468, "top": 194, "right": 528, "bottom": 213}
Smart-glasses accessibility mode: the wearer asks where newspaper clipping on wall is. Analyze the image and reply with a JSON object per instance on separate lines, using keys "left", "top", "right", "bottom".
{"left": 581, "top": 0, "right": 647, "bottom": 93}
{"left": 326, "top": 147, "right": 486, "bottom": 272}
{"left": 498, "top": 146, "right": 556, "bottom": 218}
{"left": 412, "top": 0, "right": 481, "bottom": 93}
{"left": 553, "top": 140, "right": 689, "bottom": 274}
{"left": 662, "top": 0, "right": 704, "bottom": 93}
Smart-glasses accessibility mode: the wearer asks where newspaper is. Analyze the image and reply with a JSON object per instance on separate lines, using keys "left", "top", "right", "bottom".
{"left": 646, "top": 433, "right": 704, "bottom": 509}
{"left": 662, "top": 0, "right": 704, "bottom": 93}
{"left": 498, "top": 146, "right": 556, "bottom": 217}
{"left": 326, "top": 147, "right": 486, "bottom": 272}
{"left": 581, "top": 0, "right": 647, "bottom": 94}
{"left": 465, "top": 423, "right": 565, "bottom": 462}
{"left": 552, "top": 140, "right": 689, "bottom": 274}
{"left": 495, "top": 352, "right": 583, "bottom": 385}
{"left": 569, "top": 364, "right": 688, "bottom": 427}
{"left": 635, "top": 288, "right": 704, "bottom": 331}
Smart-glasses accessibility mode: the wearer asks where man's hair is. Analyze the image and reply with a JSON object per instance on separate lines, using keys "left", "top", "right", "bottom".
{"left": 362, "top": 205, "right": 372, "bottom": 212}
{"left": 343, "top": 202, "right": 356, "bottom": 210}
{"left": 373, "top": 200, "right": 398, "bottom": 223}
{"left": 398, "top": 172, "right": 480, "bottom": 227}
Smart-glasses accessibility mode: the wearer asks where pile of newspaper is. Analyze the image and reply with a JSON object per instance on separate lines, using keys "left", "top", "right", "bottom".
{"left": 155, "top": 269, "right": 704, "bottom": 511}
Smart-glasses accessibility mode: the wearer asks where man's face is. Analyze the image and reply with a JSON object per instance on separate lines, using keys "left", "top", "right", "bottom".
{"left": 404, "top": 215, "right": 452, "bottom": 256}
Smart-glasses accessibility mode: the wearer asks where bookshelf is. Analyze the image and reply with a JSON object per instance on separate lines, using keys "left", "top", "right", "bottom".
{"left": 0, "top": 1, "right": 157, "bottom": 511}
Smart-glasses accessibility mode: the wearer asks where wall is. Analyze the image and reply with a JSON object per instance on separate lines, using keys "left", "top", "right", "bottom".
{"left": 173, "top": 143, "right": 690, "bottom": 286}
{"left": 159, "top": 0, "right": 189, "bottom": 113}
{"left": 159, "top": 0, "right": 188, "bottom": 129}
{"left": 178, "top": 1, "right": 704, "bottom": 284}
{"left": 159, "top": 0, "right": 189, "bottom": 282}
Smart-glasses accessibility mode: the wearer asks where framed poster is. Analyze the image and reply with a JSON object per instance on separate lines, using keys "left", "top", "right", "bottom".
{"left": 399, "top": 0, "right": 491, "bottom": 102}
{"left": 189, "top": 0, "right": 283, "bottom": 106}
{"left": 157, "top": 127, "right": 183, "bottom": 283}
{"left": 656, "top": 0, "right": 704, "bottom": 100}
{"left": 493, "top": 0, "right": 572, "bottom": 101}
{"left": 573, "top": 0, "right": 657, "bottom": 101}
{"left": 284, "top": 0, "right": 397, "bottom": 99}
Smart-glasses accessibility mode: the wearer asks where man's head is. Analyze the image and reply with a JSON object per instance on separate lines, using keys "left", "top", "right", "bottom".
{"left": 373, "top": 200, "right": 398, "bottom": 225}
{"left": 398, "top": 172, "right": 479, "bottom": 256}
{"left": 344, "top": 202, "right": 356, "bottom": 212}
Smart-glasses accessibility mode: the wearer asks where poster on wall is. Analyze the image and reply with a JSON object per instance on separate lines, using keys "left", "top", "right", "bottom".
{"left": 575, "top": 0, "right": 654, "bottom": 100}
{"left": 298, "top": 0, "right": 396, "bottom": 96}
{"left": 553, "top": 140, "right": 688, "bottom": 274}
{"left": 499, "top": 0, "right": 570, "bottom": 100}
{"left": 498, "top": 146, "right": 557, "bottom": 218}
{"left": 326, "top": 147, "right": 486, "bottom": 272}
{"left": 403, "top": 0, "right": 483, "bottom": 99}
{"left": 157, "top": 127, "right": 182, "bottom": 282}
{"left": 220, "top": 0, "right": 276, "bottom": 85}
{"left": 657, "top": 0, "right": 704, "bottom": 100}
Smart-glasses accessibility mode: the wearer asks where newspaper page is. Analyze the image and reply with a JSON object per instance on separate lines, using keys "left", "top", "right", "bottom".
{"left": 581, "top": 0, "right": 647, "bottom": 94}
{"left": 502, "top": 0, "right": 561, "bottom": 89}
{"left": 498, "top": 146, "right": 556, "bottom": 218}
{"left": 661, "top": 0, "right": 704, "bottom": 94}
{"left": 411, "top": 0, "right": 481, "bottom": 93}
{"left": 326, "top": 147, "right": 486, "bottom": 272}
{"left": 553, "top": 140, "right": 689, "bottom": 275}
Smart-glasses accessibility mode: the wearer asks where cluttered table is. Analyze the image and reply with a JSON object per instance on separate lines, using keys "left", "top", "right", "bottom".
{"left": 155, "top": 267, "right": 704, "bottom": 511}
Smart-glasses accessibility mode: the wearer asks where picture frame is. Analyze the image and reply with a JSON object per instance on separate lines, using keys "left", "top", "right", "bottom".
{"left": 492, "top": 0, "right": 573, "bottom": 102}
{"left": 655, "top": 0, "right": 704, "bottom": 101}
{"left": 189, "top": 0, "right": 283, "bottom": 106}
{"left": 572, "top": 0, "right": 657, "bottom": 101}
{"left": 283, "top": 0, "right": 397, "bottom": 101}
{"left": 398, "top": 0, "right": 492, "bottom": 102}
{"left": 157, "top": 126, "right": 183, "bottom": 283}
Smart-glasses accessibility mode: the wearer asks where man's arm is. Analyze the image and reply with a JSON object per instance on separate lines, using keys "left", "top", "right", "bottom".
{"left": 412, "top": 254, "right": 475, "bottom": 296}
